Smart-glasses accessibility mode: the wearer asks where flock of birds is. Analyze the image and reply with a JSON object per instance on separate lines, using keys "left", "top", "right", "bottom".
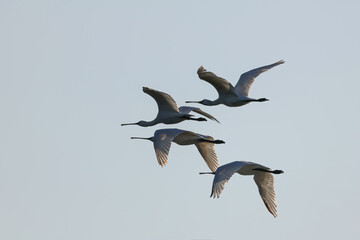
{"left": 122, "top": 60, "right": 285, "bottom": 217}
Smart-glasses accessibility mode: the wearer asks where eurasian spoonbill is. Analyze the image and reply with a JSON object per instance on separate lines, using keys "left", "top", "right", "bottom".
{"left": 122, "top": 87, "right": 219, "bottom": 127}
{"left": 131, "top": 128, "right": 225, "bottom": 172}
{"left": 186, "top": 60, "right": 285, "bottom": 107}
{"left": 200, "top": 161, "right": 283, "bottom": 217}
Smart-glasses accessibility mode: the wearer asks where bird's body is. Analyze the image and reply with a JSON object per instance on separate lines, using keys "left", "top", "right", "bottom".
{"left": 200, "top": 161, "right": 284, "bottom": 217}
{"left": 122, "top": 87, "right": 219, "bottom": 127}
{"left": 131, "top": 128, "right": 225, "bottom": 172}
{"left": 186, "top": 60, "right": 285, "bottom": 107}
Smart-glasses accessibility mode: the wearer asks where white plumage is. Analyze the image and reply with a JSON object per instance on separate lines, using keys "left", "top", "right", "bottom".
{"left": 131, "top": 128, "right": 225, "bottom": 172}
{"left": 122, "top": 87, "right": 219, "bottom": 127}
{"left": 200, "top": 161, "right": 283, "bottom": 217}
{"left": 186, "top": 60, "right": 285, "bottom": 107}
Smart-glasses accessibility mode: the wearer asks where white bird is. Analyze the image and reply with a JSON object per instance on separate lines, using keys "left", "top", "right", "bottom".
{"left": 131, "top": 128, "right": 225, "bottom": 172}
{"left": 186, "top": 60, "right": 285, "bottom": 107}
{"left": 200, "top": 161, "right": 284, "bottom": 217}
{"left": 122, "top": 87, "right": 219, "bottom": 127}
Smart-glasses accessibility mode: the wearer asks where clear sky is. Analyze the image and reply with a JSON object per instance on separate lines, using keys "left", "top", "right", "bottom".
{"left": 1, "top": 1, "right": 360, "bottom": 239}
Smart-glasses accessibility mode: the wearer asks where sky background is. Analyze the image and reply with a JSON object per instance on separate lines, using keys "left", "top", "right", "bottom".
{"left": 1, "top": 1, "right": 360, "bottom": 239}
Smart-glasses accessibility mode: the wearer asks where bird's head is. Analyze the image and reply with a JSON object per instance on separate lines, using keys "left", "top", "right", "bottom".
{"left": 201, "top": 99, "right": 215, "bottom": 105}
{"left": 121, "top": 121, "right": 152, "bottom": 127}
{"left": 131, "top": 136, "right": 154, "bottom": 142}
{"left": 137, "top": 120, "right": 149, "bottom": 126}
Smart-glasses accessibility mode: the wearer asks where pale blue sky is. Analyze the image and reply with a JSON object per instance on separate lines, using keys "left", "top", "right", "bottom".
{"left": 1, "top": 1, "right": 360, "bottom": 239}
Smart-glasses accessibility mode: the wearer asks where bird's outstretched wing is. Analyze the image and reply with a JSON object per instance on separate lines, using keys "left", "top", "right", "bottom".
{"left": 197, "top": 66, "right": 232, "bottom": 96}
{"left": 195, "top": 136, "right": 219, "bottom": 172}
{"left": 178, "top": 106, "right": 219, "bottom": 123}
{"left": 143, "top": 87, "right": 179, "bottom": 113}
{"left": 153, "top": 129, "right": 184, "bottom": 167}
{"left": 234, "top": 60, "right": 285, "bottom": 97}
{"left": 254, "top": 172, "right": 278, "bottom": 218}
{"left": 211, "top": 161, "right": 248, "bottom": 198}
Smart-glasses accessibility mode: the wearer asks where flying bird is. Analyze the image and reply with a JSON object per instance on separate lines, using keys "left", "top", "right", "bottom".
{"left": 131, "top": 128, "right": 225, "bottom": 172}
{"left": 200, "top": 161, "right": 284, "bottom": 217}
{"left": 122, "top": 87, "right": 219, "bottom": 127}
{"left": 186, "top": 60, "right": 285, "bottom": 107}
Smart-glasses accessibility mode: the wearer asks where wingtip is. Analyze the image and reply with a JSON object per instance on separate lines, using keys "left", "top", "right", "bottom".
{"left": 209, "top": 117, "right": 220, "bottom": 123}
{"left": 197, "top": 65, "right": 206, "bottom": 75}
{"left": 158, "top": 160, "right": 166, "bottom": 167}
{"left": 262, "top": 198, "right": 278, "bottom": 218}
{"left": 210, "top": 191, "right": 220, "bottom": 199}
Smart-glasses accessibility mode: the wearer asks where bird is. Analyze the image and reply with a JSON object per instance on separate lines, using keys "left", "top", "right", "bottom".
{"left": 121, "top": 87, "right": 219, "bottom": 127}
{"left": 131, "top": 128, "right": 225, "bottom": 172}
{"left": 200, "top": 161, "right": 284, "bottom": 217}
{"left": 186, "top": 60, "right": 285, "bottom": 107}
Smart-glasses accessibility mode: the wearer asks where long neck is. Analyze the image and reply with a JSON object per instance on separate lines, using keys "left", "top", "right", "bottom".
{"left": 138, "top": 120, "right": 158, "bottom": 127}
{"left": 186, "top": 99, "right": 221, "bottom": 106}
{"left": 121, "top": 119, "right": 159, "bottom": 127}
{"left": 137, "top": 119, "right": 160, "bottom": 127}
{"left": 203, "top": 99, "right": 221, "bottom": 106}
